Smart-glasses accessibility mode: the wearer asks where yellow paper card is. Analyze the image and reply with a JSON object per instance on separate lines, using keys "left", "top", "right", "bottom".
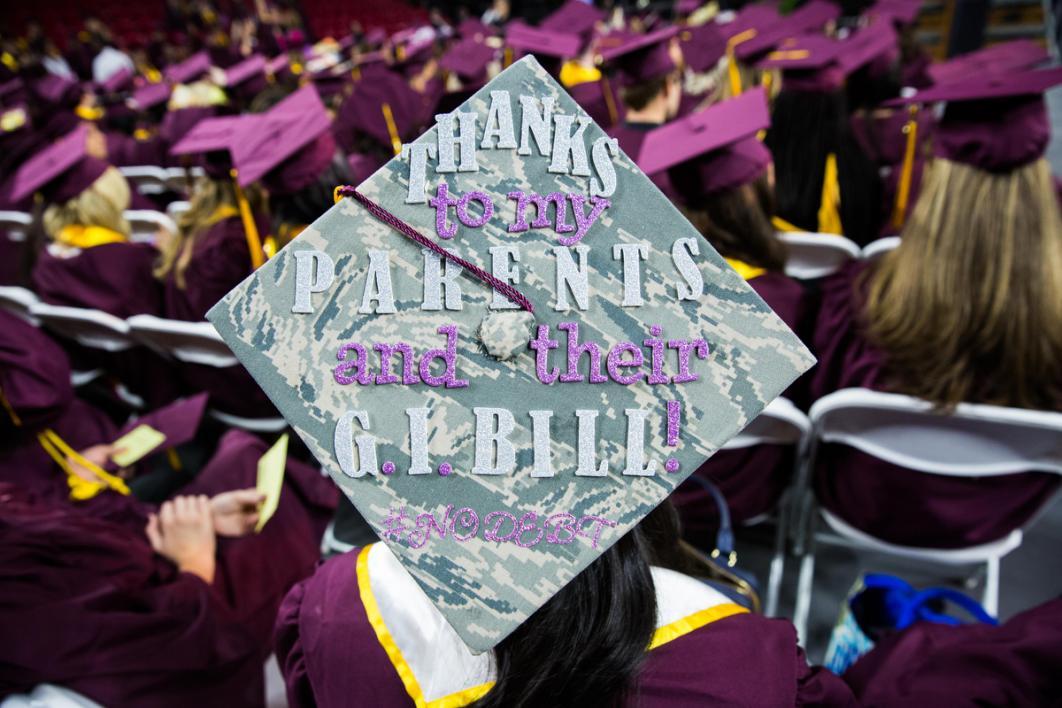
{"left": 111, "top": 425, "right": 167, "bottom": 467}
{"left": 255, "top": 433, "right": 288, "bottom": 532}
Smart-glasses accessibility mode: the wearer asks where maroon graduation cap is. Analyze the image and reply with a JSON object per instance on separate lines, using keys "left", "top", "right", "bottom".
{"left": 8, "top": 124, "right": 109, "bottom": 204}
{"left": 165, "top": 51, "right": 213, "bottom": 84}
{"left": 597, "top": 26, "right": 681, "bottom": 85}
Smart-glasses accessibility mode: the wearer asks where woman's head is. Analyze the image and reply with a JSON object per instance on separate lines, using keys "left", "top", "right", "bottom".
{"left": 42, "top": 165, "right": 131, "bottom": 239}
{"left": 865, "top": 156, "right": 1062, "bottom": 409}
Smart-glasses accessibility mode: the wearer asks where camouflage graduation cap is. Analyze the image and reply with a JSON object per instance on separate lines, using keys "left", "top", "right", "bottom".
{"left": 207, "top": 56, "right": 814, "bottom": 653}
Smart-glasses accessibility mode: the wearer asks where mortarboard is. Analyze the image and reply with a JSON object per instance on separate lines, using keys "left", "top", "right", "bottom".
{"left": 926, "top": 39, "right": 1048, "bottom": 86}
{"left": 758, "top": 21, "right": 898, "bottom": 92}
{"left": 597, "top": 27, "right": 681, "bottom": 85}
{"left": 539, "top": 0, "right": 605, "bottom": 38}
{"left": 159, "top": 106, "right": 217, "bottom": 147}
{"left": 681, "top": 23, "right": 727, "bottom": 73}
{"left": 111, "top": 392, "right": 209, "bottom": 464}
{"left": 872, "top": 0, "right": 924, "bottom": 27}
{"left": 30, "top": 74, "right": 82, "bottom": 108}
{"left": 458, "top": 18, "right": 493, "bottom": 41}
{"left": 506, "top": 22, "right": 583, "bottom": 59}
{"left": 131, "top": 82, "right": 172, "bottom": 110}
{"left": 336, "top": 68, "right": 423, "bottom": 152}
{"left": 0, "top": 309, "right": 72, "bottom": 431}
{"left": 229, "top": 85, "right": 335, "bottom": 191}
{"left": 888, "top": 67, "right": 1062, "bottom": 172}
{"left": 8, "top": 124, "right": 110, "bottom": 204}
{"left": 224, "top": 54, "right": 267, "bottom": 87}
{"left": 206, "top": 56, "right": 814, "bottom": 662}
{"left": 440, "top": 39, "right": 497, "bottom": 83}
{"left": 728, "top": 0, "right": 839, "bottom": 61}
{"left": 165, "top": 51, "right": 213, "bottom": 84}
{"left": 98, "top": 66, "right": 135, "bottom": 94}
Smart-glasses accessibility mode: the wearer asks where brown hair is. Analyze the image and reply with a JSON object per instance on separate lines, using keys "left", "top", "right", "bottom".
{"left": 864, "top": 157, "right": 1062, "bottom": 409}
{"left": 677, "top": 173, "right": 788, "bottom": 273}
{"left": 620, "top": 72, "right": 674, "bottom": 111}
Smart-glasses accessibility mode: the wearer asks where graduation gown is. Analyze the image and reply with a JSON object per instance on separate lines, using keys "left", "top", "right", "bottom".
{"left": 843, "top": 598, "right": 1062, "bottom": 706}
{"left": 0, "top": 430, "right": 337, "bottom": 707}
{"left": 32, "top": 241, "right": 163, "bottom": 318}
{"left": 809, "top": 261, "right": 1060, "bottom": 548}
{"left": 673, "top": 269, "right": 810, "bottom": 538}
{"left": 275, "top": 543, "right": 856, "bottom": 707}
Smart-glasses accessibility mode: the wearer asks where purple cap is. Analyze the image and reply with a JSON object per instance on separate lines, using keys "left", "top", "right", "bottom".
{"left": 0, "top": 78, "right": 25, "bottom": 105}
{"left": 757, "top": 23, "right": 897, "bottom": 91}
{"left": 132, "top": 82, "right": 172, "bottom": 110}
{"left": 393, "top": 37, "right": 435, "bottom": 67}
{"left": 540, "top": 1, "right": 605, "bottom": 38}
{"left": 170, "top": 115, "right": 248, "bottom": 155}
{"left": 927, "top": 39, "right": 1049, "bottom": 85}
{"left": 440, "top": 39, "right": 497, "bottom": 82}
{"left": 165, "top": 51, "right": 213, "bottom": 84}
{"left": 597, "top": 27, "right": 681, "bottom": 85}
{"left": 8, "top": 124, "right": 110, "bottom": 204}
{"left": 731, "top": 0, "right": 840, "bottom": 60}
{"left": 0, "top": 310, "right": 72, "bottom": 430}
{"left": 159, "top": 106, "right": 217, "bottom": 146}
{"left": 31, "top": 74, "right": 82, "bottom": 108}
{"left": 681, "top": 23, "right": 727, "bottom": 73}
{"left": 506, "top": 22, "right": 583, "bottom": 59}
{"left": 267, "top": 54, "right": 291, "bottom": 77}
{"left": 230, "top": 85, "right": 334, "bottom": 190}
{"left": 835, "top": 20, "right": 899, "bottom": 76}
{"left": 336, "top": 68, "right": 423, "bottom": 148}
{"left": 98, "top": 66, "right": 135, "bottom": 94}
{"left": 636, "top": 87, "right": 770, "bottom": 175}
{"left": 872, "top": 0, "right": 924, "bottom": 26}
{"left": 458, "top": 18, "right": 493, "bottom": 41}
{"left": 889, "top": 67, "right": 1062, "bottom": 171}
{"left": 224, "top": 54, "right": 267, "bottom": 86}
{"left": 116, "top": 392, "right": 209, "bottom": 453}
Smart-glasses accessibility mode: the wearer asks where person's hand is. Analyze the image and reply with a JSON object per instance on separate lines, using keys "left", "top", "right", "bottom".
{"left": 210, "top": 488, "right": 265, "bottom": 537}
{"left": 84, "top": 123, "right": 108, "bottom": 160}
{"left": 67, "top": 444, "right": 115, "bottom": 483}
{"left": 145, "top": 495, "right": 217, "bottom": 583}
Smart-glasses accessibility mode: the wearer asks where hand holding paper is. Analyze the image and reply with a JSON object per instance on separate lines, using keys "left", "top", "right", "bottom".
{"left": 111, "top": 425, "right": 167, "bottom": 467}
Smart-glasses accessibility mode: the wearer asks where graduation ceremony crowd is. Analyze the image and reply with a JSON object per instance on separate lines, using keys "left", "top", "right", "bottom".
{"left": 1, "top": 0, "right": 1061, "bottom": 705}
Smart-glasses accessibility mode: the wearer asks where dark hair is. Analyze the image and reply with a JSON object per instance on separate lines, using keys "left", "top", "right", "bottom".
{"left": 764, "top": 88, "right": 884, "bottom": 246}
{"left": 620, "top": 74, "right": 670, "bottom": 111}
{"left": 269, "top": 157, "right": 352, "bottom": 236}
{"left": 471, "top": 502, "right": 692, "bottom": 708}
{"left": 670, "top": 172, "right": 788, "bottom": 272}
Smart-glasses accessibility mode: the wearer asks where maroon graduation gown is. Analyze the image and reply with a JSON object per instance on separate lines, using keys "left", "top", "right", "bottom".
{"left": 809, "top": 261, "right": 1059, "bottom": 548}
{"left": 0, "top": 430, "right": 337, "bottom": 707}
{"left": 843, "top": 597, "right": 1062, "bottom": 706}
{"left": 274, "top": 551, "right": 857, "bottom": 707}
{"left": 675, "top": 270, "right": 810, "bottom": 538}
{"left": 32, "top": 242, "right": 163, "bottom": 318}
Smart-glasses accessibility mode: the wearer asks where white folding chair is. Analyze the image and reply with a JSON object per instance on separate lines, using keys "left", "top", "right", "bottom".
{"left": 166, "top": 200, "right": 191, "bottom": 221}
{"left": 29, "top": 303, "right": 135, "bottom": 396}
{"left": 0, "top": 210, "right": 32, "bottom": 243}
{"left": 164, "top": 166, "right": 205, "bottom": 196}
{"left": 118, "top": 165, "right": 170, "bottom": 196}
{"left": 777, "top": 232, "right": 862, "bottom": 279}
{"left": 0, "top": 286, "right": 40, "bottom": 324}
{"left": 125, "top": 209, "right": 177, "bottom": 243}
{"left": 792, "top": 388, "right": 1062, "bottom": 641}
{"left": 0, "top": 684, "right": 105, "bottom": 708}
{"left": 127, "top": 314, "right": 287, "bottom": 432}
{"left": 861, "top": 236, "right": 901, "bottom": 262}
{"left": 719, "top": 396, "right": 811, "bottom": 617}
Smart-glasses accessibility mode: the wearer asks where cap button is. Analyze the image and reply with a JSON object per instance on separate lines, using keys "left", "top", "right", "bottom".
{"left": 477, "top": 310, "right": 535, "bottom": 361}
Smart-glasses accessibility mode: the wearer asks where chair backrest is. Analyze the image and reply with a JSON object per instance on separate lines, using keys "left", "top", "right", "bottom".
{"left": 166, "top": 200, "right": 191, "bottom": 221}
{"left": 0, "top": 684, "right": 105, "bottom": 708}
{"left": 862, "top": 236, "right": 901, "bottom": 262}
{"left": 164, "top": 166, "right": 205, "bottom": 196}
{"left": 125, "top": 209, "right": 177, "bottom": 243}
{"left": 809, "top": 388, "right": 1062, "bottom": 478}
{"left": 118, "top": 165, "right": 170, "bottom": 196}
{"left": 777, "top": 232, "right": 862, "bottom": 279}
{"left": 29, "top": 303, "right": 134, "bottom": 352}
{"left": 0, "top": 210, "right": 32, "bottom": 242}
{"left": 127, "top": 314, "right": 238, "bottom": 367}
{"left": 0, "top": 286, "right": 40, "bottom": 323}
{"left": 725, "top": 397, "right": 810, "bottom": 450}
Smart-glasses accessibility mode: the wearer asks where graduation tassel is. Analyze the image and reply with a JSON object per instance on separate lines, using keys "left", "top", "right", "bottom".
{"left": 817, "top": 153, "right": 843, "bottom": 235}
{"left": 503, "top": 46, "right": 514, "bottom": 68}
{"left": 725, "top": 29, "right": 757, "bottom": 97}
{"left": 381, "top": 102, "right": 403, "bottom": 156}
{"left": 599, "top": 75, "right": 619, "bottom": 128}
{"left": 890, "top": 104, "right": 920, "bottom": 231}
{"left": 37, "top": 428, "right": 131, "bottom": 500}
{"left": 230, "top": 170, "right": 266, "bottom": 269}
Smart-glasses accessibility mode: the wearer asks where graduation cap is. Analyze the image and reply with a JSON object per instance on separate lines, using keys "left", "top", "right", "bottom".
{"left": 872, "top": 0, "right": 924, "bottom": 27}
{"left": 597, "top": 27, "right": 681, "bottom": 85}
{"left": 439, "top": 38, "right": 497, "bottom": 83}
{"left": 758, "top": 21, "right": 897, "bottom": 91}
{"left": 229, "top": 85, "right": 335, "bottom": 192}
{"left": 458, "top": 17, "right": 493, "bottom": 41}
{"left": 110, "top": 392, "right": 210, "bottom": 467}
{"left": 888, "top": 66, "right": 1062, "bottom": 172}
{"left": 8, "top": 124, "right": 110, "bottom": 204}
{"left": 206, "top": 56, "right": 814, "bottom": 660}
{"left": 224, "top": 54, "right": 267, "bottom": 88}
{"left": 335, "top": 68, "right": 423, "bottom": 153}
{"left": 165, "top": 51, "right": 213, "bottom": 84}
{"left": 539, "top": 0, "right": 605, "bottom": 39}
{"left": 98, "top": 66, "right": 135, "bottom": 94}
{"left": 31, "top": 74, "right": 82, "bottom": 108}
{"left": 680, "top": 23, "right": 727, "bottom": 73}
{"left": 926, "top": 39, "right": 1048, "bottom": 86}
{"left": 131, "top": 82, "right": 172, "bottom": 110}
{"left": 506, "top": 22, "right": 583, "bottom": 60}
{"left": 0, "top": 309, "right": 73, "bottom": 431}
{"left": 729, "top": 0, "right": 840, "bottom": 61}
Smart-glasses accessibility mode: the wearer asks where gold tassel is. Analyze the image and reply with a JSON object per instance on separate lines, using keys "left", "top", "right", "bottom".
{"left": 817, "top": 153, "right": 843, "bottom": 235}
{"left": 503, "top": 46, "right": 514, "bottom": 69}
{"left": 0, "top": 386, "right": 22, "bottom": 426}
{"left": 725, "top": 29, "right": 757, "bottom": 97}
{"left": 890, "top": 105, "right": 919, "bottom": 231}
{"left": 38, "top": 428, "right": 130, "bottom": 500}
{"left": 231, "top": 170, "right": 265, "bottom": 269}
{"left": 381, "top": 102, "right": 403, "bottom": 156}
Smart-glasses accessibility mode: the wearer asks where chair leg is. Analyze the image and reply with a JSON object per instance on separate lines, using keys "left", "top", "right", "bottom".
{"left": 765, "top": 490, "right": 789, "bottom": 617}
{"left": 983, "top": 556, "right": 1000, "bottom": 617}
{"left": 793, "top": 502, "right": 818, "bottom": 645}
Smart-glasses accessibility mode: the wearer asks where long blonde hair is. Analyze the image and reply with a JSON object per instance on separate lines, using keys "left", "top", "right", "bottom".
{"left": 864, "top": 157, "right": 1062, "bottom": 409}
{"left": 42, "top": 166, "right": 131, "bottom": 238}
{"left": 154, "top": 177, "right": 263, "bottom": 289}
